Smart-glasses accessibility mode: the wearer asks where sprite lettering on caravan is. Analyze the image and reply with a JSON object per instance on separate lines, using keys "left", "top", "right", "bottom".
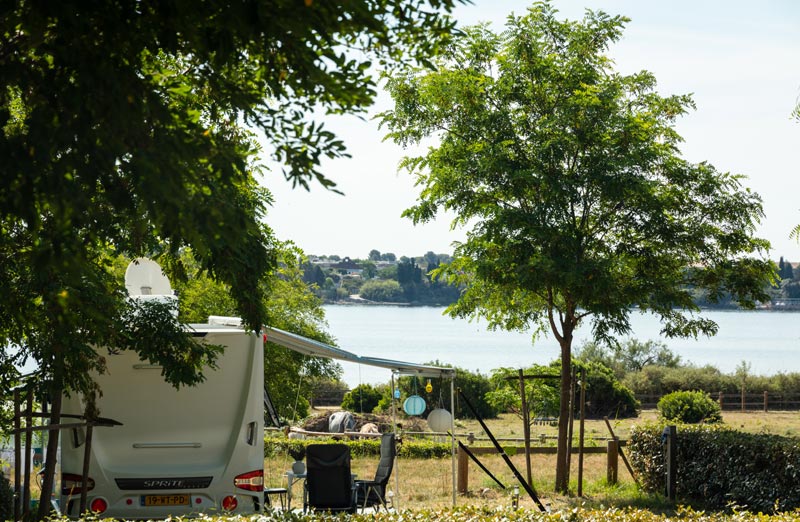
{"left": 143, "top": 480, "right": 191, "bottom": 489}
{"left": 60, "top": 259, "right": 265, "bottom": 518}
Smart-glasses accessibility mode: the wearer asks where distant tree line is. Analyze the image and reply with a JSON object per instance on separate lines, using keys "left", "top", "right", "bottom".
{"left": 303, "top": 252, "right": 797, "bottom": 308}
{"left": 301, "top": 250, "right": 461, "bottom": 305}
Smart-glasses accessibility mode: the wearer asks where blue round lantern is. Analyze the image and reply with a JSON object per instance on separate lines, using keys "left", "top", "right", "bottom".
{"left": 403, "top": 394, "right": 426, "bottom": 416}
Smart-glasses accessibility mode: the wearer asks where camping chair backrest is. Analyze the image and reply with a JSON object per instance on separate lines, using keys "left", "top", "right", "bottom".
{"left": 373, "top": 433, "right": 396, "bottom": 485}
{"left": 305, "top": 444, "right": 354, "bottom": 512}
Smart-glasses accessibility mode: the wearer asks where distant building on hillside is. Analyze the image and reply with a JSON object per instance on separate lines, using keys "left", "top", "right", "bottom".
{"left": 330, "top": 257, "right": 363, "bottom": 277}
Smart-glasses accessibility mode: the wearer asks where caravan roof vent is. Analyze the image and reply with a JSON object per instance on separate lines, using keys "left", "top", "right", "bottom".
{"left": 125, "top": 258, "right": 173, "bottom": 296}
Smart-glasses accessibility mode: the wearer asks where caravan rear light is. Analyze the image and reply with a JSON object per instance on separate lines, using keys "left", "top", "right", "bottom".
{"left": 61, "top": 473, "right": 95, "bottom": 495}
{"left": 89, "top": 497, "right": 108, "bottom": 514}
{"left": 233, "top": 469, "right": 263, "bottom": 491}
{"left": 221, "top": 495, "right": 238, "bottom": 511}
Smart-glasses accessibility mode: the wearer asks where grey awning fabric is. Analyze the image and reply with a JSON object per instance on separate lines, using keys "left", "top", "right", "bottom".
{"left": 264, "top": 326, "right": 455, "bottom": 379}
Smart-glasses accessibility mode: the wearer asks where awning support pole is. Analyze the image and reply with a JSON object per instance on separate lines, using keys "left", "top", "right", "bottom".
{"left": 451, "top": 376, "right": 456, "bottom": 506}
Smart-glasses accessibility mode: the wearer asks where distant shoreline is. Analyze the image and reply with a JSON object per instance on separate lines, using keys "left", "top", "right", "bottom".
{"left": 325, "top": 300, "right": 800, "bottom": 312}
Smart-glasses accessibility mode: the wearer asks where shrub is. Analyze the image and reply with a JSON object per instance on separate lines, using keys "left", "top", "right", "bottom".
{"left": 657, "top": 390, "right": 722, "bottom": 424}
{"left": 0, "top": 472, "right": 11, "bottom": 522}
{"left": 623, "top": 364, "right": 736, "bottom": 396}
{"left": 571, "top": 360, "right": 639, "bottom": 418}
{"left": 359, "top": 280, "right": 404, "bottom": 302}
{"left": 341, "top": 384, "right": 384, "bottom": 414}
{"left": 629, "top": 423, "right": 800, "bottom": 512}
{"left": 487, "top": 365, "right": 560, "bottom": 419}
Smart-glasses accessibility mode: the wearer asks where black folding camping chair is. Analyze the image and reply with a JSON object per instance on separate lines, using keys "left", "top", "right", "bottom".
{"left": 304, "top": 444, "right": 356, "bottom": 514}
{"left": 354, "top": 433, "right": 396, "bottom": 511}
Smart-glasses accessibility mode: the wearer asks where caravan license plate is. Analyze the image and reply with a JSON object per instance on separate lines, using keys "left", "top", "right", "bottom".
{"left": 142, "top": 494, "right": 190, "bottom": 506}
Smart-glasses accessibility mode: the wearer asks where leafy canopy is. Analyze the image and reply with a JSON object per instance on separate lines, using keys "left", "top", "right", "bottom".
{"left": 380, "top": 2, "right": 774, "bottom": 344}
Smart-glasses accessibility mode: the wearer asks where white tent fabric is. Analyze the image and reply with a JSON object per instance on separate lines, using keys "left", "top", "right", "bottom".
{"left": 264, "top": 326, "right": 456, "bottom": 378}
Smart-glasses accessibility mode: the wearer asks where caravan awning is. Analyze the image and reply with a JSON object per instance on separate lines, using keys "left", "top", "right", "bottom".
{"left": 264, "top": 326, "right": 455, "bottom": 379}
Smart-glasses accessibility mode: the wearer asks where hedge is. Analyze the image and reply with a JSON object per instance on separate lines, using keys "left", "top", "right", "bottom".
{"left": 45, "top": 506, "right": 800, "bottom": 521}
{"left": 629, "top": 423, "right": 800, "bottom": 512}
{"left": 265, "top": 436, "right": 452, "bottom": 459}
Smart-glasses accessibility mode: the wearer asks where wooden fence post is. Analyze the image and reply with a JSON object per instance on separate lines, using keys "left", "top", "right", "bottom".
{"left": 764, "top": 391, "right": 769, "bottom": 413}
{"left": 457, "top": 446, "right": 469, "bottom": 494}
{"left": 741, "top": 387, "right": 745, "bottom": 412}
{"left": 606, "top": 439, "right": 618, "bottom": 485}
{"left": 718, "top": 391, "right": 724, "bottom": 409}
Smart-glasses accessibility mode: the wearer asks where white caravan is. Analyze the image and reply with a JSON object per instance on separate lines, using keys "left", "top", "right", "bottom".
{"left": 60, "top": 260, "right": 264, "bottom": 518}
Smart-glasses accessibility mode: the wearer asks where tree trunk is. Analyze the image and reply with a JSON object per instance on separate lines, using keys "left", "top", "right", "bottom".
{"left": 37, "top": 340, "right": 63, "bottom": 521}
{"left": 554, "top": 335, "right": 573, "bottom": 493}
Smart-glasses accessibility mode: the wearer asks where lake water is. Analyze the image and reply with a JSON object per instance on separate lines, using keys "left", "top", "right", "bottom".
{"left": 321, "top": 305, "right": 800, "bottom": 388}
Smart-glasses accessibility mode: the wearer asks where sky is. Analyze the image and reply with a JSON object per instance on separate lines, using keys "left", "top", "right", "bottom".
{"left": 263, "top": 0, "right": 800, "bottom": 262}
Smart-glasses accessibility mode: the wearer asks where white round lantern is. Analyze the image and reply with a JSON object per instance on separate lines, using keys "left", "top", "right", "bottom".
{"left": 403, "top": 394, "right": 426, "bottom": 416}
{"left": 427, "top": 408, "right": 452, "bottom": 433}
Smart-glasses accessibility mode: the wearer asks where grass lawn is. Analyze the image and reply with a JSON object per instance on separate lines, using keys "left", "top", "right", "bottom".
{"left": 264, "top": 407, "right": 800, "bottom": 513}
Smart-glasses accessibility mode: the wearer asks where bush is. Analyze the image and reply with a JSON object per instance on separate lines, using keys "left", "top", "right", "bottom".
{"left": 487, "top": 365, "right": 560, "bottom": 419}
{"left": 341, "top": 384, "right": 384, "bottom": 414}
{"left": 629, "top": 423, "right": 800, "bottom": 512}
{"left": 359, "top": 280, "right": 404, "bottom": 302}
{"left": 657, "top": 390, "right": 722, "bottom": 424}
{"left": 623, "top": 364, "right": 736, "bottom": 396}
{"left": 571, "top": 360, "right": 639, "bottom": 418}
{"left": 0, "top": 472, "right": 11, "bottom": 522}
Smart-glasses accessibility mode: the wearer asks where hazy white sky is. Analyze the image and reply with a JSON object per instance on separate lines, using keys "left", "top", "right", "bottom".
{"left": 263, "top": 0, "right": 800, "bottom": 262}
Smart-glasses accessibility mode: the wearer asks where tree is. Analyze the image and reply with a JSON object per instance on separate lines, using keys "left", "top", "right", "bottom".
{"left": 368, "top": 249, "right": 382, "bottom": 262}
{"left": 397, "top": 257, "right": 424, "bottom": 301}
{"left": 577, "top": 338, "right": 681, "bottom": 379}
{"left": 777, "top": 256, "right": 794, "bottom": 280}
{"left": 309, "top": 264, "right": 327, "bottom": 288}
{"left": 783, "top": 279, "right": 800, "bottom": 298}
{"left": 423, "top": 251, "right": 440, "bottom": 269}
{"left": 377, "top": 264, "right": 398, "bottom": 280}
{"left": 341, "top": 384, "right": 384, "bottom": 414}
{"left": 380, "top": 3, "right": 774, "bottom": 492}
{"left": 361, "top": 260, "right": 378, "bottom": 280}
{"left": 380, "top": 252, "right": 397, "bottom": 262}
{"left": 1, "top": 1, "right": 463, "bottom": 515}
{"left": 780, "top": 259, "right": 795, "bottom": 280}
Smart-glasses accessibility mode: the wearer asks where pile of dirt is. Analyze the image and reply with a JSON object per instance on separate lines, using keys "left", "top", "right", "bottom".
{"left": 301, "top": 410, "right": 396, "bottom": 433}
